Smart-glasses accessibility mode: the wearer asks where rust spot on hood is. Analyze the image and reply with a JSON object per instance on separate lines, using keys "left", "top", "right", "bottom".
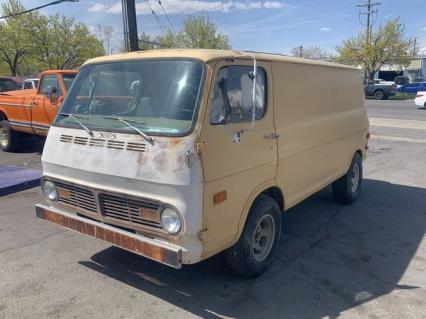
{"left": 170, "top": 138, "right": 183, "bottom": 147}
{"left": 137, "top": 152, "right": 147, "bottom": 165}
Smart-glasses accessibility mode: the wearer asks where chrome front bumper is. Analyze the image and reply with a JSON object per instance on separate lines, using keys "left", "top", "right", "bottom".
{"left": 35, "top": 203, "right": 182, "bottom": 269}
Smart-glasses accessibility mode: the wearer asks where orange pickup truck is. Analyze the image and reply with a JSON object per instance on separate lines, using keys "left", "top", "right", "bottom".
{"left": 0, "top": 70, "right": 77, "bottom": 151}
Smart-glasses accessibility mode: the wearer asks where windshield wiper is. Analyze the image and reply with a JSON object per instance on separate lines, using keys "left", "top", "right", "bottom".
{"left": 59, "top": 113, "right": 94, "bottom": 136}
{"left": 102, "top": 116, "right": 154, "bottom": 145}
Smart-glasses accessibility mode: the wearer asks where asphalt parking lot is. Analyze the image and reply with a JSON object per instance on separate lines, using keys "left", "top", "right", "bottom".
{"left": 0, "top": 99, "right": 425, "bottom": 319}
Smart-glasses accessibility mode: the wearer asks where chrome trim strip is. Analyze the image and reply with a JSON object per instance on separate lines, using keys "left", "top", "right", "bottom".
{"left": 9, "top": 121, "right": 32, "bottom": 128}
{"left": 0, "top": 102, "right": 32, "bottom": 108}
{"left": 9, "top": 120, "right": 49, "bottom": 130}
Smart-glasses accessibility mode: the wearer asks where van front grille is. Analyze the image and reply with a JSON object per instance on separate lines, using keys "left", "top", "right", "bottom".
{"left": 51, "top": 179, "right": 162, "bottom": 230}
{"left": 56, "top": 181, "right": 97, "bottom": 213}
{"left": 99, "top": 193, "right": 161, "bottom": 228}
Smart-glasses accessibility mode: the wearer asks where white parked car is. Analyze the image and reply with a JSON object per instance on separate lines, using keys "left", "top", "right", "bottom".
{"left": 414, "top": 91, "right": 426, "bottom": 108}
{"left": 22, "top": 78, "right": 39, "bottom": 90}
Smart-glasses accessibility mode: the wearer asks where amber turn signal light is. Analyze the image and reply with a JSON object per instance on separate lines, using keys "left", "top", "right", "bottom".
{"left": 213, "top": 190, "right": 227, "bottom": 205}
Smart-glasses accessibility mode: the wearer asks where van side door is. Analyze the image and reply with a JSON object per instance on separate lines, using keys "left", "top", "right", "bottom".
{"left": 31, "top": 74, "right": 61, "bottom": 134}
{"left": 199, "top": 59, "right": 278, "bottom": 255}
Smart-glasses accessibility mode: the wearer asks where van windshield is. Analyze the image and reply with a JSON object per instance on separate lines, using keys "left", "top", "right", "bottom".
{"left": 55, "top": 60, "right": 203, "bottom": 135}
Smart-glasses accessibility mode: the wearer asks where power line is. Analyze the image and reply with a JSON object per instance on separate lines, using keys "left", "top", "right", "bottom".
{"left": 157, "top": 0, "right": 176, "bottom": 34}
{"left": 0, "top": 0, "right": 78, "bottom": 19}
{"left": 140, "top": 39, "right": 168, "bottom": 48}
{"left": 143, "top": 0, "right": 167, "bottom": 35}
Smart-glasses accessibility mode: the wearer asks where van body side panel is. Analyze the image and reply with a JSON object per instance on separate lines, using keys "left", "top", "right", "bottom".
{"left": 273, "top": 62, "right": 368, "bottom": 209}
{"left": 42, "top": 126, "right": 204, "bottom": 264}
{"left": 199, "top": 60, "right": 278, "bottom": 258}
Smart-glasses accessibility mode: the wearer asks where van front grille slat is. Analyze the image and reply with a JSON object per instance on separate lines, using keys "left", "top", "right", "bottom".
{"left": 59, "top": 135, "right": 146, "bottom": 153}
{"left": 74, "top": 137, "right": 88, "bottom": 145}
{"left": 88, "top": 138, "right": 105, "bottom": 147}
{"left": 126, "top": 142, "right": 146, "bottom": 152}
{"left": 59, "top": 135, "right": 73, "bottom": 143}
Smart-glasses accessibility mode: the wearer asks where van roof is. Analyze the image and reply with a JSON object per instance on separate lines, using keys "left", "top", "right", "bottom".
{"left": 83, "top": 49, "right": 355, "bottom": 70}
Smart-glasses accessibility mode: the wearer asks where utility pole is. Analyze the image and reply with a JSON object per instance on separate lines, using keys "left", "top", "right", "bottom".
{"left": 413, "top": 37, "right": 418, "bottom": 58}
{"left": 121, "top": 0, "right": 139, "bottom": 52}
{"left": 299, "top": 45, "right": 303, "bottom": 58}
{"left": 358, "top": 0, "right": 381, "bottom": 78}
{"left": 358, "top": 0, "right": 381, "bottom": 45}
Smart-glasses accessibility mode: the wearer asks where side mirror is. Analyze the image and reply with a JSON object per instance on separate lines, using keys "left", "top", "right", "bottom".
{"left": 48, "top": 86, "right": 58, "bottom": 99}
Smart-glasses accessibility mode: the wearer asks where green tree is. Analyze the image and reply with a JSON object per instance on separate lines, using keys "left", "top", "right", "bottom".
{"left": 139, "top": 14, "right": 231, "bottom": 50}
{"left": 291, "top": 45, "right": 332, "bottom": 60}
{"left": 94, "top": 24, "right": 115, "bottom": 55}
{"left": 138, "top": 32, "right": 157, "bottom": 50}
{"left": 0, "top": 0, "right": 41, "bottom": 75}
{"left": 35, "top": 14, "right": 105, "bottom": 69}
{"left": 175, "top": 15, "right": 230, "bottom": 49}
{"left": 0, "top": 0, "right": 105, "bottom": 75}
{"left": 156, "top": 31, "right": 177, "bottom": 49}
{"left": 335, "top": 18, "right": 415, "bottom": 79}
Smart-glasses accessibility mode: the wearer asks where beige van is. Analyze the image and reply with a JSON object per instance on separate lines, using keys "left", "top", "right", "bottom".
{"left": 36, "top": 49, "right": 369, "bottom": 276}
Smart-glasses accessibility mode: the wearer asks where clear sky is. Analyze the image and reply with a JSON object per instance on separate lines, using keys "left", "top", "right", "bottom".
{"left": 21, "top": 0, "right": 426, "bottom": 55}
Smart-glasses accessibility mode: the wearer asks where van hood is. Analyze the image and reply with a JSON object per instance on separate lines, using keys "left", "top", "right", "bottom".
{"left": 42, "top": 126, "right": 203, "bottom": 188}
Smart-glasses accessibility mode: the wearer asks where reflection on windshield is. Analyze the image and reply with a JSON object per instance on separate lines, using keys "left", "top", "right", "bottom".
{"left": 62, "top": 74, "right": 76, "bottom": 92}
{"left": 56, "top": 60, "right": 203, "bottom": 135}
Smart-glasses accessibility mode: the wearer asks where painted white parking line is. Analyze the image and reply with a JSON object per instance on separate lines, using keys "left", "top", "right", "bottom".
{"left": 369, "top": 117, "right": 426, "bottom": 130}
{"left": 371, "top": 134, "right": 426, "bottom": 144}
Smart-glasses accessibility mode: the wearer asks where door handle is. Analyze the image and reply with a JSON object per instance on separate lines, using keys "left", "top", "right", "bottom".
{"left": 264, "top": 133, "right": 280, "bottom": 139}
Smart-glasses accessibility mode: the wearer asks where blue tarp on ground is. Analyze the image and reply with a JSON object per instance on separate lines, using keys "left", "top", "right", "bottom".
{"left": 0, "top": 165, "right": 42, "bottom": 196}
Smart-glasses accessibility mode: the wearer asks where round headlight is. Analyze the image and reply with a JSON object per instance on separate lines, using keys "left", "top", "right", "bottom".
{"left": 160, "top": 207, "right": 182, "bottom": 235}
{"left": 42, "top": 180, "right": 58, "bottom": 201}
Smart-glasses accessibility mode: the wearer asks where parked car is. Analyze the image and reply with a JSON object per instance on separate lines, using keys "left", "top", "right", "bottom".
{"left": 35, "top": 49, "right": 369, "bottom": 277}
{"left": 0, "top": 70, "right": 77, "bottom": 151}
{"left": 364, "top": 78, "right": 396, "bottom": 100}
{"left": 414, "top": 91, "right": 426, "bottom": 108}
{"left": 22, "top": 78, "right": 39, "bottom": 90}
{"left": 0, "top": 77, "right": 21, "bottom": 92}
{"left": 397, "top": 82, "right": 426, "bottom": 94}
{"left": 394, "top": 76, "right": 409, "bottom": 85}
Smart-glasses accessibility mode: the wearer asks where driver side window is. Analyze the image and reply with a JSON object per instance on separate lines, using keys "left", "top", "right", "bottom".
{"left": 39, "top": 75, "right": 59, "bottom": 96}
{"left": 209, "top": 65, "right": 267, "bottom": 125}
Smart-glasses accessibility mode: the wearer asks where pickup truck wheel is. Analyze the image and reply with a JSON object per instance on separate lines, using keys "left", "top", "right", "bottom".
{"left": 0, "top": 120, "right": 18, "bottom": 152}
{"left": 225, "top": 195, "right": 281, "bottom": 277}
{"left": 374, "top": 90, "right": 385, "bottom": 100}
{"left": 332, "top": 152, "right": 363, "bottom": 204}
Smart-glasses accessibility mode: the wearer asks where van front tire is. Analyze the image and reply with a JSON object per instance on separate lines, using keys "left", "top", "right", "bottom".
{"left": 226, "top": 195, "right": 282, "bottom": 277}
{"left": 332, "top": 152, "right": 362, "bottom": 204}
{"left": 0, "top": 120, "right": 18, "bottom": 152}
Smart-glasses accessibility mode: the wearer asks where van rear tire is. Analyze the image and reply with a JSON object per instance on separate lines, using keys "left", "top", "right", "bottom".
{"left": 225, "top": 195, "right": 281, "bottom": 277}
{"left": 0, "top": 120, "right": 18, "bottom": 152}
{"left": 332, "top": 152, "right": 362, "bottom": 204}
